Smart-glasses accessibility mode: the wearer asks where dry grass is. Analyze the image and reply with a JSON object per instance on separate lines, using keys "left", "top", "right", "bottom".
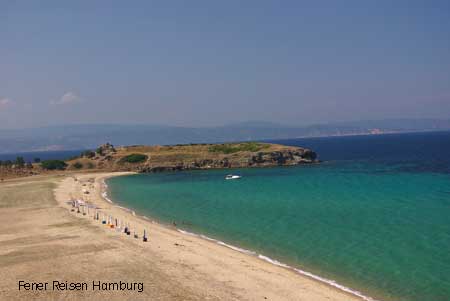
{"left": 65, "top": 142, "right": 306, "bottom": 172}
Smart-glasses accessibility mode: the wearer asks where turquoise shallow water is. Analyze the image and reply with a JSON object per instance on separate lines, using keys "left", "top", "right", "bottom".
{"left": 107, "top": 132, "right": 450, "bottom": 301}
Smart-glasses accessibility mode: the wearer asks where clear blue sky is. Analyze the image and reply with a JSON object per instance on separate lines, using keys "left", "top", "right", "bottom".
{"left": 1, "top": 0, "right": 449, "bottom": 129}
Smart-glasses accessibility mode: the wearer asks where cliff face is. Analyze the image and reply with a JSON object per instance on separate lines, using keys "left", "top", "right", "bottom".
{"left": 249, "top": 149, "right": 316, "bottom": 166}
{"left": 68, "top": 142, "right": 318, "bottom": 173}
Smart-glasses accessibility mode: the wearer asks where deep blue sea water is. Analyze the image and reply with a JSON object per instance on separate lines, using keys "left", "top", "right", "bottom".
{"left": 106, "top": 132, "right": 450, "bottom": 301}
{"left": 0, "top": 149, "right": 84, "bottom": 162}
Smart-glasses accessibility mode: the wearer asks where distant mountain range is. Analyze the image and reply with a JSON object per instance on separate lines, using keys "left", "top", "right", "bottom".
{"left": 1, "top": 119, "right": 450, "bottom": 154}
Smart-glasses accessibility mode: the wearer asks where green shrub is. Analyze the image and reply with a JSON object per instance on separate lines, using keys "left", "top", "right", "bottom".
{"left": 120, "top": 153, "right": 148, "bottom": 163}
{"left": 41, "top": 160, "right": 68, "bottom": 170}
{"left": 86, "top": 162, "right": 95, "bottom": 169}
{"left": 15, "top": 156, "right": 25, "bottom": 167}
{"left": 208, "top": 142, "right": 269, "bottom": 154}
{"left": 73, "top": 162, "right": 83, "bottom": 169}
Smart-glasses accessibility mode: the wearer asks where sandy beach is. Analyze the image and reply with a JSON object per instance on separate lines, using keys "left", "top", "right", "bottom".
{"left": 0, "top": 172, "right": 363, "bottom": 301}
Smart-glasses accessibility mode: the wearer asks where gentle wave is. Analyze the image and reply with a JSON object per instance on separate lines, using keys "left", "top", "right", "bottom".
{"left": 101, "top": 191, "right": 113, "bottom": 203}
{"left": 102, "top": 178, "right": 377, "bottom": 301}
{"left": 114, "top": 205, "right": 136, "bottom": 216}
{"left": 102, "top": 179, "right": 136, "bottom": 215}
{"left": 257, "top": 255, "right": 376, "bottom": 301}
{"left": 101, "top": 179, "right": 113, "bottom": 203}
{"left": 177, "top": 228, "right": 377, "bottom": 301}
{"left": 177, "top": 229, "right": 256, "bottom": 256}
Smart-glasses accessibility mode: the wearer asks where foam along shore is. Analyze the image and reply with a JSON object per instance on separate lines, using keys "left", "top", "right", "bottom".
{"left": 0, "top": 171, "right": 368, "bottom": 300}
{"left": 65, "top": 172, "right": 373, "bottom": 301}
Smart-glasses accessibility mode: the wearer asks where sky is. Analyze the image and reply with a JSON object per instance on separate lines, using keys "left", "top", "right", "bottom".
{"left": 1, "top": 0, "right": 450, "bottom": 129}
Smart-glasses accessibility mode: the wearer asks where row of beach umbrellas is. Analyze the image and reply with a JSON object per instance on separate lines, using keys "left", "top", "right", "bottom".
{"left": 70, "top": 199, "right": 148, "bottom": 242}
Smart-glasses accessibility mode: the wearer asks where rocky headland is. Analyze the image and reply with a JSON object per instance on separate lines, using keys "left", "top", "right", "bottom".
{"left": 0, "top": 142, "right": 318, "bottom": 179}
{"left": 69, "top": 142, "right": 317, "bottom": 173}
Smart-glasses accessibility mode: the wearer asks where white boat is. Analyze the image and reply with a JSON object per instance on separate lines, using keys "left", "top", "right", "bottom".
{"left": 225, "top": 174, "right": 241, "bottom": 180}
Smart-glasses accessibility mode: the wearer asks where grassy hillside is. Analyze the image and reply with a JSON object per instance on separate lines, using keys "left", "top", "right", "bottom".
{"left": 66, "top": 142, "right": 317, "bottom": 172}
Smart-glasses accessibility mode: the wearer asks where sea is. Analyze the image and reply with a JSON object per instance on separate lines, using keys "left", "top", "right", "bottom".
{"left": 0, "top": 149, "right": 84, "bottom": 162}
{"left": 68, "top": 132, "right": 450, "bottom": 300}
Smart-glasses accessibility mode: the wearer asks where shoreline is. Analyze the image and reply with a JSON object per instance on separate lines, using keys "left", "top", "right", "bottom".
{"left": 0, "top": 171, "right": 376, "bottom": 300}
{"left": 99, "top": 172, "right": 377, "bottom": 301}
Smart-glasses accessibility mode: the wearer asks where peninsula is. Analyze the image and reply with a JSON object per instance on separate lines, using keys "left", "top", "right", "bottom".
{"left": 71, "top": 142, "right": 317, "bottom": 172}
{"left": 1, "top": 142, "right": 317, "bottom": 179}
{"left": 0, "top": 141, "right": 368, "bottom": 301}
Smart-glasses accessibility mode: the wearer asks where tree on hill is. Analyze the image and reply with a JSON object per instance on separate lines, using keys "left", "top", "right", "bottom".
{"left": 41, "top": 160, "right": 68, "bottom": 170}
{"left": 34, "top": 157, "right": 41, "bottom": 163}
{"left": 15, "top": 156, "right": 25, "bottom": 167}
{"left": 96, "top": 143, "right": 116, "bottom": 156}
{"left": 96, "top": 147, "right": 104, "bottom": 156}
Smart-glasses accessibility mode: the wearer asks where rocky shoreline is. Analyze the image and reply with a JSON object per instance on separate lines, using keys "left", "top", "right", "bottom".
{"left": 138, "top": 148, "right": 317, "bottom": 173}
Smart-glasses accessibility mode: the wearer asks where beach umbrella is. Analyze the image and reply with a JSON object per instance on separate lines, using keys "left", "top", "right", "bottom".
{"left": 116, "top": 219, "right": 122, "bottom": 232}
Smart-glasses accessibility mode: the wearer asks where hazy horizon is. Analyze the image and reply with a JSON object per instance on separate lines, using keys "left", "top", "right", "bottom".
{"left": 1, "top": 1, "right": 450, "bottom": 130}
{"left": 2, "top": 117, "right": 450, "bottom": 132}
